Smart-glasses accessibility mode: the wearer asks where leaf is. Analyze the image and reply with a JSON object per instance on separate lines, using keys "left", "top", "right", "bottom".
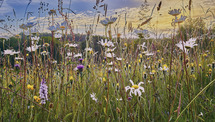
{"left": 10, "top": 77, "right": 16, "bottom": 86}
{"left": 63, "top": 113, "right": 73, "bottom": 120}
{"left": 103, "top": 107, "right": 106, "bottom": 115}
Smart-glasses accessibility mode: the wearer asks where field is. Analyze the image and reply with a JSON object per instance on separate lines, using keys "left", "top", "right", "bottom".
{"left": 0, "top": 0, "right": 215, "bottom": 121}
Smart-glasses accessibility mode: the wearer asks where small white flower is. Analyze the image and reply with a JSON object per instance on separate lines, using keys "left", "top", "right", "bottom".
{"left": 90, "top": 93, "right": 98, "bottom": 102}
{"left": 31, "top": 36, "right": 40, "bottom": 41}
{"left": 198, "top": 112, "right": 203, "bottom": 117}
{"left": 107, "top": 62, "right": 114, "bottom": 66}
{"left": 68, "top": 43, "right": 78, "bottom": 48}
{"left": 41, "top": 51, "right": 49, "bottom": 55}
{"left": 26, "top": 45, "right": 40, "bottom": 52}
{"left": 67, "top": 52, "right": 73, "bottom": 57}
{"left": 4, "top": 49, "right": 20, "bottom": 55}
{"left": 74, "top": 53, "right": 82, "bottom": 58}
{"left": 54, "top": 33, "right": 62, "bottom": 39}
{"left": 116, "top": 57, "right": 122, "bottom": 61}
{"left": 98, "top": 39, "right": 114, "bottom": 47}
{"left": 148, "top": 80, "right": 152, "bottom": 84}
{"left": 138, "top": 42, "right": 147, "bottom": 50}
{"left": 159, "top": 64, "right": 169, "bottom": 71}
{"left": 85, "top": 47, "right": 93, "bottom": 52}
{"left": 52, "top": 60, "right": 57, "bottom": 64}
{"left": 125, "top": 80, "right": 145, "bottom": 97}
{"left": 143, "top": 51, "right": 154, "bottom": 56}
{"left": 15, "top": 57, "right": 23, "bottom": 60}
{"left": 116, "top": 98, "right": 123, "bottom": 101}
{"left": 106, "top": 47, "right": 116, "bottom": 53}
{"left": 106, "top": 53, "right": 115, "bottom": 58}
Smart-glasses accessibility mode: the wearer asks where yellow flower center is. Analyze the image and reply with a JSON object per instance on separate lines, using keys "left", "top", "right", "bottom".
{"left": 104, "top": 43, "right": 107, "bottom": 46}
{"left": 139, "top": 54, "right": 142, "bottom": 58}
{"left": 60, "top": 26, "right": 65, "bottom": 29}
{"left": 124, "top": 43, "right": 127, "bottom": 47}
{"left": 132, "top": 85, "right": 139, "bottom": 89}
{"left": 185, "top": 46, "right": 191, "bottom": 49}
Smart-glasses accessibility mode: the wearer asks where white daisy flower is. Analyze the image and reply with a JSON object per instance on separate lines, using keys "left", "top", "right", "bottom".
{"left": 68, "top": 43, "right": 78, "bottom": 48}
{"left": 159, "top": 64, "right": 169, "bottom": 71}
{"left": 41, "top": 51, "right": 49, "bottom": 55}
{"left": 31, "top": 36, "right": 40, "bottom": 41}
{"left": 98, "top": 39, "right": 114, "bottom": 47}
{"left": 125, "top": 80, "right": 145, "bottom": 97}
{"left": 26, "top": 45, "right": 40, "bottom": 52}
{"left": 74, "top": 53, "right": 82, "bottom": 58}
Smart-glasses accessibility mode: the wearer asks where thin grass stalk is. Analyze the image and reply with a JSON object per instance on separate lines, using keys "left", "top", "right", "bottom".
{"left": 178, "top": 23, "right": 194, "bottom": 122}
{"left": 175, "top": 78, "right": 215, "bottom": 121}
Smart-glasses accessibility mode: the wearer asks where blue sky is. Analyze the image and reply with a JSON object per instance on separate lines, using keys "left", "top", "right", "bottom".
{"left": 0, "top": 0, "right": 142, "bottom": 18}
{"left": 0, "top": 0, "right": 215, "bottom": 36}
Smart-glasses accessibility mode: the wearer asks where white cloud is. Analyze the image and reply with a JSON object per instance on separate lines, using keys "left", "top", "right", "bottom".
{"left": 0, "top": 0, "right": 13, "bottom": 15}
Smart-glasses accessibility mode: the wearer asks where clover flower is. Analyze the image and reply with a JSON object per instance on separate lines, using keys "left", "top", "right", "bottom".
{"left": 39, "top": 78, "right": 48, "bottom": 104}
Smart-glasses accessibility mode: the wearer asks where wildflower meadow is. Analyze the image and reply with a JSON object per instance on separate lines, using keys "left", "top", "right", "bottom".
{"left": 0, "top": 0, "right": 215, "bottom": 121}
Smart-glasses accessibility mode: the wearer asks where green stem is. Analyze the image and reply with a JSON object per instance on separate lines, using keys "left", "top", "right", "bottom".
{"left": 175, "top": 78, "right": 215, "bottom": 121}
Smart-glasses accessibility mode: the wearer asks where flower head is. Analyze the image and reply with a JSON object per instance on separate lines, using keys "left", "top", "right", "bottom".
{"left": 125, "top": 80, "right": 145, "bottom": 97}
{"left": 48, "top": 9, "right": 56, "bottom": 15}
{"left": 90, "top": 93, "right": 98, "bottom": 102}
{"left": 27, "top": 84, "right": 34, "bottom": 90}
{"left": 77, "top": 65, "right": 84, "bottom": 72}
{"left": 26, "top": 45, "right": 40, "bottom": 52}
{"left": 168, "top": 9, "right": 181, "bottom": 16}
{"left": 39, "top": 78, "right": 48, "bottom": 104}
{"left": 98, "top": 39, "right": 114, "bottom": 47}
{"left": 26, "top": 22, "right": 37, "bottom": 28}
{"left": 100, "top": 16, "right": 117, "bottom": 26}
{"left": 174, "top": 15, "right": 187, "bottom": 23}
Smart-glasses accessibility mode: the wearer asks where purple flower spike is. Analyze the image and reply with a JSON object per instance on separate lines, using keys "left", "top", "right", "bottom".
{"left": 39, "top": 78, "right": 48, "bottom": 104}
{"left": 77, "top": 65, "right": 84, "bottom": 72}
